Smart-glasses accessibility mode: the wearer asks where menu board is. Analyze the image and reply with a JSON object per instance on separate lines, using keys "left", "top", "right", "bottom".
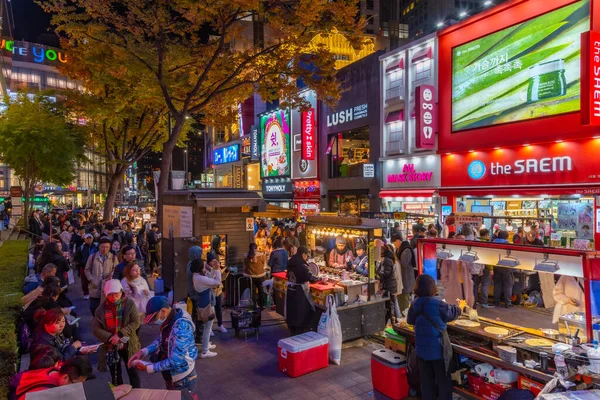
{"left": 451, "top": 0, "right": 589, "bottom": 131}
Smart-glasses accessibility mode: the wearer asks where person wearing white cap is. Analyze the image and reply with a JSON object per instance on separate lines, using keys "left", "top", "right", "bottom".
{"left": 93, "top": 279, "right": 141, "bottom": 388}
{"left": 74, "top": 233, "right": 97, "bottom": 300}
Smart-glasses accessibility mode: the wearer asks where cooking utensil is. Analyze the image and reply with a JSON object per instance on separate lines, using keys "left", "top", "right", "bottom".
{"left": 575, "top": 329, "right": 580, "bottom": 339}
{"left": 539, "top": 328, "right": 559, "bottom": 339}
{"left": 565, "top": 321, "right": 572, "bottom": 337}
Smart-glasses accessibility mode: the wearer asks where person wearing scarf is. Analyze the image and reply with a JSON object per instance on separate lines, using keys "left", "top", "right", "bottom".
{"left": 93, "top": 279, "right": 141, "bottom": 387}
{"left": 328, "top": 236, "right": 355, "bottom": 268}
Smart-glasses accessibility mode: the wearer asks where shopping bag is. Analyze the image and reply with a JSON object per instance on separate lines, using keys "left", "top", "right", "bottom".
{"left": 317, "top": 294, "right": 342, "bottom": 365}
{"left": 67, "top": 269, "right": 75, "bottom": 285}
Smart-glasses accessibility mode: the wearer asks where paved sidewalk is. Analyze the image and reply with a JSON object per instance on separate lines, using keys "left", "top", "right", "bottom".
{"left": 68, "top": 275, "right": 380, "bottom": 399}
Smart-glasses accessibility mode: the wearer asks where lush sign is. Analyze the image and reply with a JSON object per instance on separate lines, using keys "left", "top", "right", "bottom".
{"left": 260, "top": 110, "right": 291, "bottom": 177}
{"left": 451, "top": 0, "right": 589, "bottom": 131}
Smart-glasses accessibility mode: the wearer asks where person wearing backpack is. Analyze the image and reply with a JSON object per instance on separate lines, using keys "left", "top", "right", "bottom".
{"left": 84, "top": 237, "right": 119, "bottom": 317}
{"left": 392, "top": 233, "right": 416, "bottom": 313}
{"left": 407, "top": 274, "right": 462, "bottom": 400}
{"left": 74, "top": 234, "right": 97, "bottom": 300}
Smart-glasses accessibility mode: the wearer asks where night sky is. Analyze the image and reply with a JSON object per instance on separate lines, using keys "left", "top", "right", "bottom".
{"left": 11, "top": 0, "right": 58, "bottom": 46}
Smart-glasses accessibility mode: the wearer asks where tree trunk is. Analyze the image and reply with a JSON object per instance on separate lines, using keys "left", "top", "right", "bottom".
{"left": 157, "top": 117, "right": 185, "bottom": 222}
{"left": 103, "top": 172, "right": 124, "bottom": 223}
{"left": 23, "top": 184, "right": 34, "bottom": 232}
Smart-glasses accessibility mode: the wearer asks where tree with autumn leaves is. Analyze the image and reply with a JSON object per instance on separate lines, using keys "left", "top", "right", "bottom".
{"left": 38, "top": 0, "right": 365, "bottom": 208}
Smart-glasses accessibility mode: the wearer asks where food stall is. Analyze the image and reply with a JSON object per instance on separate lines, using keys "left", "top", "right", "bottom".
{"left": 360, "top": 211, "right": 438, "bottom": 240}
{"left": 393, "top": 237, "right": 600, "bottom": 398}
{"left": 272, "top": 215, "right": 388, "bottom": 341}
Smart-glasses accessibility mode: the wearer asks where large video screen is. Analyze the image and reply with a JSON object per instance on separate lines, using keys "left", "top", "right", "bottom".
{"left": 451, "top": 0, "right": 589, "bottom": 132}
{"left": 260, "top": 109, "right": 291, "bottom": 178}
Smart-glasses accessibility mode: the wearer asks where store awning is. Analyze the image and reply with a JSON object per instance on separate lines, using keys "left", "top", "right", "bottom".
{"left": 380, "top": 189, "right": 436, "bottom": 199}
{"left": 386, "top": 58, "right": 404, "bottom": 72}
{"left": 412, "top": 46, "right": 432, "bottom": 63}
{"left": 385, "top": 110, "right": 404, "bottom": 124}
{"left": 439, "top": 186, "right": 600, "bottom": 197}
{"left": 253, "top": 204, "right": 295, "bottom": 218}
{"left": 189, "top": 190, "right": 264, "bottom": 208}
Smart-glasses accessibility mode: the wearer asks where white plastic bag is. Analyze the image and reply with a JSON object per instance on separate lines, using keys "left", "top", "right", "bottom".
{"left": 317, "top": 294, "right": 342, "bottom": 365}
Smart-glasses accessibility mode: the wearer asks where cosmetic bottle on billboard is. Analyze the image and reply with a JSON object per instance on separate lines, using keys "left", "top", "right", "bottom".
{"left": 527, "top": 59, "right": 567, "bottom": 102}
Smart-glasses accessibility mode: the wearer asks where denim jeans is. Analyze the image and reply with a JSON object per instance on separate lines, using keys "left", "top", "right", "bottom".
{"left": 165, "top": 369, "right": 197, "bottom": 397}
{"left": 202, "top": 319, "right": 214, "bottom": 353}
{"left": 89, "top": 297, "right": 100, "bottom": 317}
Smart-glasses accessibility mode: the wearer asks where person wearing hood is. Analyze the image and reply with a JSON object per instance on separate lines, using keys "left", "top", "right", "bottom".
{"left": 375, "top": 240, "right": 400, "bottom": 320}
{"left": 286, "top": 247, "right": 320, "bottom": 335}
{"left": 350, "top": 243, "right": 369, "bottom": 276}
{"left": 328, "top": 236, "right": 355, "bottom": 268}
{"left": 186, "top": 245, "right": 203, "bottom": 341}
{"left": 128, "top": 296, "right": 198, "bottom": 399}
{"left": 93, "top": 279, "right": 141, "bottom": 388}
{"left": 244, "top": 243, "right": 267, "bottom": 310}
{"left": 392, "top": 233, "right": 416, "bottom": 313}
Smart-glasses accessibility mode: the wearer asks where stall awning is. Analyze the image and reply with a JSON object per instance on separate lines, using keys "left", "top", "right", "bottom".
{"left": 253, "top": 204, "right": 295, "bottom": 218}
{"left": 386, "top": 58, "right": 404, "bottom": 72}
{"left": 439, "top": 186, "right": 600, "bottom": 198}
{"left": 189, "top": 190, "right": 264, "bottom": 208}
{"left": 380, "top": 189, "right": 436, "bottom": 199}
{"left": 412, "top": 46, "right": 432, "bottom": 63}
{"left": 385, "top": 110, "right": 404, "bottom": 124}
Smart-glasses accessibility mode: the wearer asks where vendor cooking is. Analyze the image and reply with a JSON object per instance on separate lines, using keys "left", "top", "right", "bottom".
{"left": 328, "top": 236, "right": 355, "bottom": 268}
{"left": 349, "top": 242, "right": 368, "bottom": 276}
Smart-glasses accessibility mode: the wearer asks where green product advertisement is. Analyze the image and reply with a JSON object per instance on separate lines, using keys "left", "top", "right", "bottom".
{"left": 260, "top": 110, "right": 291, "bottom": 178}
{"left": 451, "top": 0, "right": 589, "bottom": 132}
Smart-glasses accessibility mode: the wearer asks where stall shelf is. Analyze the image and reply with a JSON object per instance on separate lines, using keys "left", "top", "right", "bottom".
{"left": 272, "top": 215, "right": 389, "bottom": 341}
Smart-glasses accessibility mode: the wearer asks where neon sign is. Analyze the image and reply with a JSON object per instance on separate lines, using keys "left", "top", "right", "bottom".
{"left": 387, "top": 163, "right": 434, "bottom": 183}
{"left": 1, "top": 40, "right": 68, "bottom": 65}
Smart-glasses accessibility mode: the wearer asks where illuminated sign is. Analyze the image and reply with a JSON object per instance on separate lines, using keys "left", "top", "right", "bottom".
{"left": 415, "top": 85, "right": 436, "bottom": 149}
{"left": 451, "top": 1, "right": 589, "bottom": 131}
{"left": 582, "top": 30, "right": 600, "bottom": 126}
{"left": 260, "top": 110, "right": 291, "bottom": 178}
{"left": 2, "top": 40, "right": 68, "bottom": 66}
{"left": 302, "top": 108, "right": 316, "bottom": 160}
{"left": 387, "top": 163, "right": 434, "bottom": 183}
{"left": 250, "top": 126, "right": 259, "bottom": 161}
{"left": 213, "top": 144, "right": 240, "bottom": 165}
{"left": 326, "top": 104, "right": 368, "bottom": 127}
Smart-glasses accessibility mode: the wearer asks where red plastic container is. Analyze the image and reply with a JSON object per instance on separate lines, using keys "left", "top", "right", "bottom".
{"left": 467, "top": 373, "right": 515, "bottom": 400}
{"left": 371, "top": 349, "right": 409, "bottom": 400}
{"left": 278, "top": 331, "right": 329, "bottom": 378}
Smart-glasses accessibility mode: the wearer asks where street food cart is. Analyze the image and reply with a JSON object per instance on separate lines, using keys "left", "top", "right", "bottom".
{"left": 272, "top": 215, "right": 388, "bottom": 341}
{"left": 393, "top": 237, "right": 600, "bottom": 398}
{"left": 361, "top": 211, "right": 438, "bottom": 240}
{"left": 159, "top": 189, "right": 264, "bottom": 303}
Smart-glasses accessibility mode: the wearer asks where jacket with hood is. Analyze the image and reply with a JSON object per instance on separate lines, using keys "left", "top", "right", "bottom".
{"left": 377, "top": 246, "right": 398, "bottom": 295}
{"left": 143, "top": 307, "right": 198, "bottom": 383}
{"left": 552, "top": 276, "right": 585, "bottom": 323}
{"left": 398, "top": 241, "right": 416, "bottom": 295}
{"left": 186, "top": 246, "right": 203, "bottom": 301}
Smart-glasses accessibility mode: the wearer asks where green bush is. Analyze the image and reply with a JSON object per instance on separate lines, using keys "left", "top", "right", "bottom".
{"left": 0, "top": 240, "right": 30, "bottom": 399}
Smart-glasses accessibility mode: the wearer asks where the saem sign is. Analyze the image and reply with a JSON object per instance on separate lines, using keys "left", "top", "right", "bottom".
{"left": 1, "top": 40, "right": 68, "bottom": 66}
{"left": 582, "top": 31, "right": 600, "bottom": 126}
{"left": 442, "top": 141, "right": 600, "bottom": 188}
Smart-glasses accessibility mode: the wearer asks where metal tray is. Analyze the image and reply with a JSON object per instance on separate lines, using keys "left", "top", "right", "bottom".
{"left": 447, "top": 317, "right": 524, "bottom": 341}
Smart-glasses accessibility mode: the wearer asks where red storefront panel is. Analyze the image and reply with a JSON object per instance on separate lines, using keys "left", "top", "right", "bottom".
{"left": 437, "top": 0, "right": 600, "bottom": 153}
{"left": 441, "top": 139, "right": 600, "bottom": 188}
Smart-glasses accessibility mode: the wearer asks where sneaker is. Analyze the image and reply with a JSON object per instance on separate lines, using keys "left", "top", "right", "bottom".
{"left": 217, "top": 325, "right": 227, "bottom": 333}
{"left": 481, "top": 303, "right": 495, "bottom": 309}
{"left": 83, "top": 295, "right": 89, "bottom": 300}
{"left": 210, "top": 330, "right": 214, "bottom": 337}
{"left": 199, "top": 350, "right": 217, "bottom": 359}
{"left": 505, "top": 303, "right": 514, "bottom": 308}
{"left": 209, "top": 343, "right": 216, "bottom": 350}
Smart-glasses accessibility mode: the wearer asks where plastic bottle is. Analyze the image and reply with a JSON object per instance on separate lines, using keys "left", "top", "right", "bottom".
{"left": 593, "top": 324, "right": 600, "bottom": 343}
{"left": 555, "top": 351, "right": 568, "bottom": 378}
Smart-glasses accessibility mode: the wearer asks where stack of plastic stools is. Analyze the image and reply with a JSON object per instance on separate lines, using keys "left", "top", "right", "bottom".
{"left": 371, "top": 349, "right": 409, "bottom": 400}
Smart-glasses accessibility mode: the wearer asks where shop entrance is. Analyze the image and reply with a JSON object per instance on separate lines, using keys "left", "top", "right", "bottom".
{"left": 327, "top": 126, "right": 370, "bottom": 178}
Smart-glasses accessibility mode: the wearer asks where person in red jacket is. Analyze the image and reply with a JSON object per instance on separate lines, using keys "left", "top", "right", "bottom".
{"left": 15, "top": 356, "right": 92, "bottom": 399}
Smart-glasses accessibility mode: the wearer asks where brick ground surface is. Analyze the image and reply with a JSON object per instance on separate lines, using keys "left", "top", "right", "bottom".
{"left": 69, "top": 275, "right": 380, "bottom": 399}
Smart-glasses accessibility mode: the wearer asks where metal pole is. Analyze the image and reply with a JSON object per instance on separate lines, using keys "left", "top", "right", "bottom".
{"left": 167, "top": 112, "right": 172, "bottom": 190}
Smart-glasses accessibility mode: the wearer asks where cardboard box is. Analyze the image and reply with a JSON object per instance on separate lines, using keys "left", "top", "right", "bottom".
{"left": 518, "top": 375, "right": 544, "bottom": 397}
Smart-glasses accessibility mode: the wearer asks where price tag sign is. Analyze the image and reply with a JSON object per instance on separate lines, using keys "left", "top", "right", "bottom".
{"left": 245, "top": 218, "right": 254, "bottom": 232}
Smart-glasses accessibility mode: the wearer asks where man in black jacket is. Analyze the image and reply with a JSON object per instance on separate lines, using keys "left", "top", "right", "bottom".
{"left": 74, "top": 234, "right": 97, "bottom": 300}
{"left": 375, "top": 240, "right": 400, "bottom": 322}
{"left": 146, "top": 224, "right": 160, "bottom": 273}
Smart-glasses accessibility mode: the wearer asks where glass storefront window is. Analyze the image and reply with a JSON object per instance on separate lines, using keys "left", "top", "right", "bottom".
{"left": 330, "top": 194, "right": 370, "bottom": 216}
{"left": 246, "top": 163, "right": 261, "bottom": 191}
{"left": 328, "top": 126, "right": 370, "bottom": 178}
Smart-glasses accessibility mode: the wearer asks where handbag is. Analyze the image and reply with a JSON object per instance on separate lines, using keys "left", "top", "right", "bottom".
{"left": 416, "top": 298, "right": 453, "bottom": 374}
{"left": 196, "top": 304, "right": 215, "bottom": 323}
